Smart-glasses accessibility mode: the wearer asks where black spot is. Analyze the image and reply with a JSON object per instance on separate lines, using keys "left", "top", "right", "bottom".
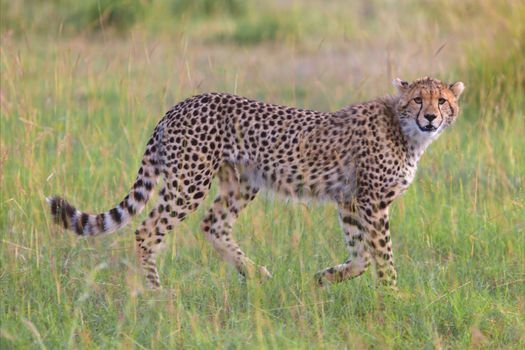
{"left": 49, "top": 197, "right": 59, "bottom": 216}
{"left": 65, "top": 202, "right": 75, "bottom": 219}
{"left": 342, "top": 216, "right": 359, "bottom": 226}
{"left": 60, "top": 202, "right": 75, "bottom": 229}
{"left": 134, "top": 191, "right": 144, "bottom": 202}
{"left": 81, "top": 213, "right": 89, "bottom": 230}
{"left": 127, "top": 204, "right": 136, "bottom": 215}
{"left": 96, "top": 213, "right": 106, "bottom": 231}
{"left": 194, "top": 192, "right": 204, "bottom": 200}
{"left": 110, "top": 208, "right": 122, "bottom": 224}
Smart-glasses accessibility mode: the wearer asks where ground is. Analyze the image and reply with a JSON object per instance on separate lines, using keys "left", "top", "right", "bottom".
{"left": 1, "top": 1, "right": 524, "bottom": 348}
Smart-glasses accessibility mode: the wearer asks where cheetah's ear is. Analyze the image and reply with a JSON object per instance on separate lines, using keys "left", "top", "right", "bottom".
{"left": 392, "top": 78, "right": 409, "bottom": 93}
{"left": 449, "top": 82, "right": 465, "bottom": 99}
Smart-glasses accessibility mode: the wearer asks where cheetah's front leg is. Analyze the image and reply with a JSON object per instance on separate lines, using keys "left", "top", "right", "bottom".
{"left": 315, "top": 204, "right": 371, "bottom": 286}
{"left": 358, "top": 204, "right": 397, "bottom": 288}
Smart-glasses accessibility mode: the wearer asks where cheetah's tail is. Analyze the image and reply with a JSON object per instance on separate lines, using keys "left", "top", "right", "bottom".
{"left": 46, "top": 133, "right": 162, "bottom": 236}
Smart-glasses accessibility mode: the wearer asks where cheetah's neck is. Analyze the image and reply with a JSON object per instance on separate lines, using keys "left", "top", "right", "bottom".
{"left": 400, "top": 120, "right": 439, "bottom": 160}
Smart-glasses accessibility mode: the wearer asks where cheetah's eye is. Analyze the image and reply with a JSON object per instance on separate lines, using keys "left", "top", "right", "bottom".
{"left": 413, "top": 97, "right": 422, "bottom": 104}
{"left": 438, "top": 98, "right": 446, "bottom": 105}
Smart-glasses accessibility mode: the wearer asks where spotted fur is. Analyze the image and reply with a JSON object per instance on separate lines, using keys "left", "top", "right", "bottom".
{"left": 47, "top": 76, "right": 464, "bottom": 289}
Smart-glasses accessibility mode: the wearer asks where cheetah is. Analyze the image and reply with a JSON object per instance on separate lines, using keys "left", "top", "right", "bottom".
{"left": 47, "top": 77, "right": 464, "bottom": 289}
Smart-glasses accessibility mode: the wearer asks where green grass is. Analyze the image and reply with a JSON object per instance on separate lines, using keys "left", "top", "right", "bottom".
{"left": 1, "top": 1, "right": 525, "bottom": 349}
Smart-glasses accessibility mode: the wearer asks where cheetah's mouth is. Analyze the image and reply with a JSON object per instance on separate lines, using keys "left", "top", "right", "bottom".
{"left": 416, "top": 121, "right": 440, "bottom": 133}
{"left": 418, "top": 124, "right": 437, "bottom": 132}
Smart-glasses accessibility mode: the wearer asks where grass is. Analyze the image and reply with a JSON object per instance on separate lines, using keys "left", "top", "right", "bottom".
{"left": 1, "top": 1, "right": 524, "bottom": 349}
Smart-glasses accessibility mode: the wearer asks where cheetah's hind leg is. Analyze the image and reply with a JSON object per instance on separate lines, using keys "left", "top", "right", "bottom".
{"left": 201, "top": 163, "right": 272, "bottom": 280}
{"left": 135, "top": 170, "right": 213, "bottom": 289}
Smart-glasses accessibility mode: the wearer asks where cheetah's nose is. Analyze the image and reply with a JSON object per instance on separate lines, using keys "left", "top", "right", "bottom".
{"left": 424, "top": 114, "right": 436, "bottom": 123}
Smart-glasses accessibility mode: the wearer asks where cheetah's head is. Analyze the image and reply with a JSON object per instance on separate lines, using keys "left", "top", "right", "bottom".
{"left": 392, "top": 77, "right": 464, "bottom": 145}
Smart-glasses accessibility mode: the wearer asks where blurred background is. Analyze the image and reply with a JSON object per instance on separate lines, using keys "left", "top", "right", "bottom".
{"left": 1, "top": 1, "right": 524, "bottom": 349}
{"left": 2, "top": 0, "right": 523, "bottom": 106}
